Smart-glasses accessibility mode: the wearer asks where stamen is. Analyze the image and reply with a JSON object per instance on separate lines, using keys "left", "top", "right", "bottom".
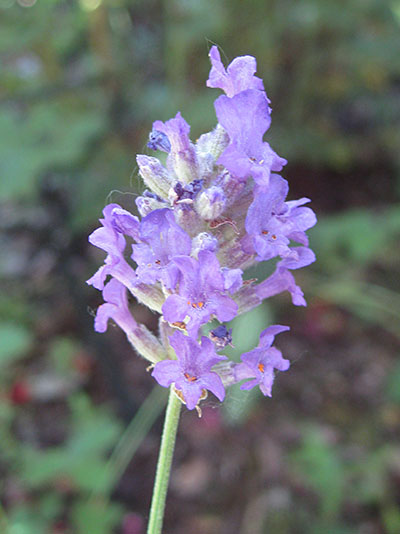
{"left": 261, "top": 230, "right": 269, "bottom": 235}
{"left": 184, "top": 372, "right": 197, "bottom": 382}
{"left": 172, "top": 321, "right": 187, "bottom": 330}
{"left": 189, "top": 301, "right": 205, "bottom": 309}
{"left": 258, "top": 363, "right": 265, "bottom": 373}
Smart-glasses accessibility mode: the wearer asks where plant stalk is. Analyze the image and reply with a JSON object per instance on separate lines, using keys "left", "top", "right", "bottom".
{"left": 147, "top": 386, "right": 182, "bottom": 534}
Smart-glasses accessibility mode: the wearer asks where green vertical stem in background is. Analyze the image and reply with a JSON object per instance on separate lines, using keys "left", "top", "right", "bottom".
{"left": 147, "top": 387, "right": 182, "bottom": 534}
{"left": 0, "top": 501, "right": 9, "bottom": 534}
{"left": 88, "top": 385, "right": 168, "bottom": 503}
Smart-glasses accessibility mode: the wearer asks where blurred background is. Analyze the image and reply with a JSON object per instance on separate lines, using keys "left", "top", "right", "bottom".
{"left": 1, "top": 0, "right": 400, "bottom": 533}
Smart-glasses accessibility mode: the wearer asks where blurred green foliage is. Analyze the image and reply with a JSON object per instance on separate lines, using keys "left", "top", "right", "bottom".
{"left": 21, "top": 394, "right": 122, "bottom": 491}
{"left": 2, "top": 0, "right": 400, "bottom": 223}
{"left": 0, "top": 323, "right": 33, "bottom": 369}
{"left": 308, "top": 207, "right": 400, "bottom": 337}
{"left": 1, "top": 0, "right": 400, "bottom": 532}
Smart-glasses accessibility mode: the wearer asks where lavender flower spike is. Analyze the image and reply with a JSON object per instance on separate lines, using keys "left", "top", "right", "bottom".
{"left": 87, "top": 47, "right": 317, "bottom": 414}
{"left": 152, "top": 331, "right": 226, "bottom": 410}
{"left": 87, "top": 48, "right": 319, "bottom": 534}
{"left": 235, "top": 325, "right": 290, "bottom": 396}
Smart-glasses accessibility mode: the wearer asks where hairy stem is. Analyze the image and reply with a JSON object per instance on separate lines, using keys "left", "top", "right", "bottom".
{"left": 147, "top": 386, "right": 182, "bottom": 534}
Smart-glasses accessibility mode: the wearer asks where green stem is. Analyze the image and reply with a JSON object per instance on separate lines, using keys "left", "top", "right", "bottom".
{"left": 0, "top": 501, "right": 9, "bottom": 534}
{"left": 147, "top": 387, "right": 182, "bottom": 534}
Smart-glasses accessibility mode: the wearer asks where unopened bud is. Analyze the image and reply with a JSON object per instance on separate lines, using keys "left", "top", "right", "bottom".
{"left": 137, "top": 155, "right": 172, "bottom": 199}
{"left": 195, "top": 186, "right": 226, "bottom": 220}
{"left": 209, "top": 325, "right": 233, "bottom": 349}
{"left": 196, "top": 123, "right": 230, "bottom": 163}
{"left": 147, "top": 129, "right": 171, "bottom": 153}
{"left": 191, "top": 232, "right": 219, "bottom": 256}
{"left": 136, "top": 191, "right": 166, "bottom": 217}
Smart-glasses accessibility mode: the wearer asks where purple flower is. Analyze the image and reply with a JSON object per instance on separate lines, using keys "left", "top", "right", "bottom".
{"left": 206, "top": 46, "right": 265, "bottom": 97}
{"left": 215, "top": 90, "right": 286, "bottom": 187}
{"left": 235, "top": 325, "right": 290, "bottom": 396}
{"left": 110, "top": 206, "right": 141, "bottom": 240}
{"left": 86, "top": 204, "right": 138, "bottom": 292}
{"left": 244, "top": 174, "right": 317, "bottom": 261}
{"left": 222, "top": 267, "right": 243, "bottom": 294}
{"left": 131, "top": 208, "right": 192, "bottom": 289}
{"left": 256, "top": 247, "right": 316, "bottom": 306}
{"left": 162, "top": 250, "right": 239, "bottom": 337}
{"left": 94, "top": 278, "right": 137, "bottom": 335}
{"left": 152, "top": 112, "right": 190, "bottom": 153}
{"left": 87, "top": 47, "right": 317, "bottom": 402}
{"left": 152, "top": 112, "right": 198, "bottom": 183}
{"left": 151, "top": 331, "right": 226, "bottom": 410}
{"left": 94, "top": 278, "right": 166, "bottom": 363}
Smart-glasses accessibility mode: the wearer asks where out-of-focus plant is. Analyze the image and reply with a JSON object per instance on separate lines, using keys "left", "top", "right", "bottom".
{"left": 306, "top": 206, "right": 400, "bottom": 337}
{"left": 1, "top": 0, "right": 400, "bottom": 223}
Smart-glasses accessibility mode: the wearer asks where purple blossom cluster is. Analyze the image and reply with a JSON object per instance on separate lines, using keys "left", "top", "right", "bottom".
{"left": 87, "top": 47, "right": 316, "bottom": 412}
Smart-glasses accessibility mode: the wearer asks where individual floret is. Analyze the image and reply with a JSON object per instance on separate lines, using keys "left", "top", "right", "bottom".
{"left": 152, "top": 331, "right": 226, "bottom": 410}
{"left": 235, "top": 325, "right": 290, "bottom": 396}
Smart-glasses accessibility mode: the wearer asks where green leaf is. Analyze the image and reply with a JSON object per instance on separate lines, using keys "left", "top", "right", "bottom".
{"left": 386, "top": 362, "right": 400, "bottom": 404}
{"left": 48, "top": 337, "right": 81, "bottom": 373}
{"left": 0, "top": 100, "right": 105, "bottom": 200}
{"left": 21, "top": 394, "right": 122, "bottom": 491}
{"left": 0, "top": 323, "right": 33, "bottom": 368}
{"left": 291, "top": 427, "right": 344, "bottom": 522}
{"left": 309, "top": 206, "right": 400, "bottom": 271}
{"left": 68, "top": 394, "right": 122, "bottom": 456}
{"left": 71, "top": 500, "right": 123, "bottom": 534}
{"left": 383, "top": 504, "right": 400, "bottom": 534}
